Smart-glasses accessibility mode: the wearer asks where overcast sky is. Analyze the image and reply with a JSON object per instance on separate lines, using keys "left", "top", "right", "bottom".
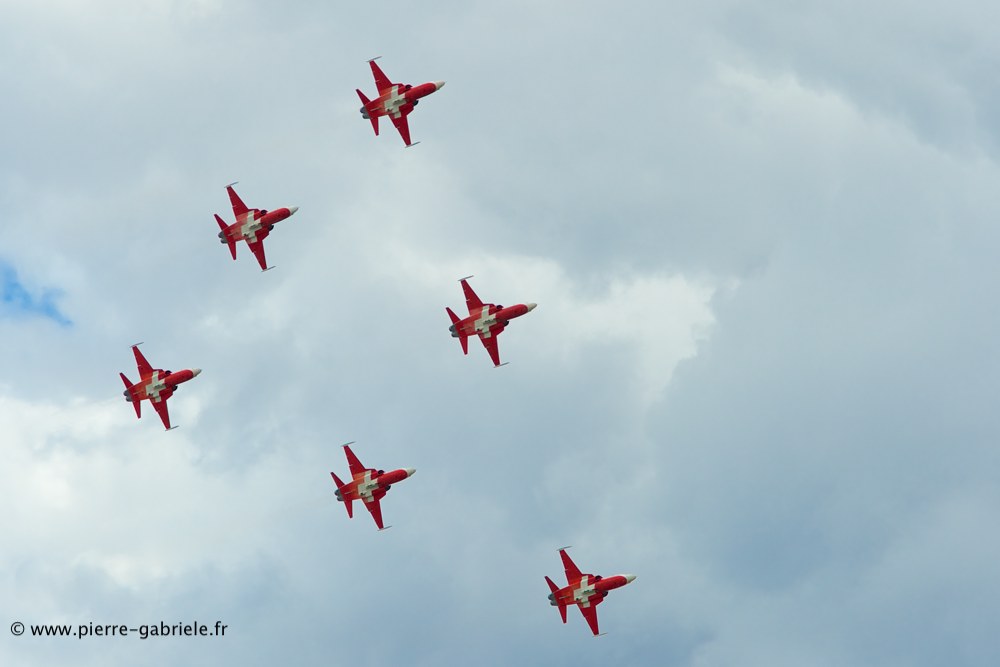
{"left": 2, "top": 1, "right": 999, "bottom": 665}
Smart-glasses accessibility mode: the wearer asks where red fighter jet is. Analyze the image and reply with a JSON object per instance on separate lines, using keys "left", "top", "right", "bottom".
{"left": 356, "top": 57, "right": 445, "bottom": 147}
{"left": 545, "top": 548, "right": 636, "bottom": 636}
{"left": 446, "top": 276, "right": 536, "bottom": 367}
{"left": 215, "top": 183, "right": 298, "bottom": 271}
{"left": 119, "top": 344, "right": 201, "bottom": 431}
{"left": 330, "top": 443, "right": 416, "bottom": 531}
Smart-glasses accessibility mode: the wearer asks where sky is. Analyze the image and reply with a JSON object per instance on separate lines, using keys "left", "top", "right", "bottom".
{"left": 2, "top": 0, "right": 999, "bottom": 665}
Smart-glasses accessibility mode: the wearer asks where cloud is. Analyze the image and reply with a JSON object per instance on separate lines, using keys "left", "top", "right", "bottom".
{"left": 3, "top": 2, "right": 1000, "bottom": 666}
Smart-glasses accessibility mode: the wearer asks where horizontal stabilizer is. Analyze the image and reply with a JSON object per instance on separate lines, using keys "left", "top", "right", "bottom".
{"left": 356, "top": 89, "right": 379, "bottom": 136}
{"left": 445, "top": 307, "right": 469, "bottom": 355}
{"left": 216, "top": 214, "right": 237, "bottom": 259}
{"left": 544, "top": 577, "right": 567, "bottom": 623}
{"left": 120, "top": 373, "right": 140, "bottom": 419}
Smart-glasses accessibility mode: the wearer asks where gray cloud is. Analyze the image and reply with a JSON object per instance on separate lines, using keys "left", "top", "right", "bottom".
{"left": 2, "top": 1, "right": 999, "bottom": 666}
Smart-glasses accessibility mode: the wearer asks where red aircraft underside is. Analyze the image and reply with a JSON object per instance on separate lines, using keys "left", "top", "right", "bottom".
{"left": 446, "top": 277, "right": 536, "bottom": 367}
{"left": 119, "top": 344, "right": 201, "bottom": 430}
{"left": 544, "top": 548, "right": 636, "bottom": 636}
{"left": 356, "top": 58, "right": 445, "bottom": 147}
{"left": 215, "top": 184, "right": 298, "bottom": 271}
{"left": 330, "top": 443, "right": 415, "bottom": 530}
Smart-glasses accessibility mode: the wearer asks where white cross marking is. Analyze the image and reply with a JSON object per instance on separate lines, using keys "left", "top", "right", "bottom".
{"left": 144, "top": 371, "right": 165, "bottom": 402}
{"left": 384, "top": 85, "right": 406, "bottom": 118}
{"left": 239, "top": 211, "right": 262, "bottom": 242}
{"left": 473, "top": 307, "right": 495, "bottom": 336}
{"left": 573, "top": 575, "right": 596, "bottom": 606}
{"left": 358, "top": 471, "right": 377, "bottom": 502}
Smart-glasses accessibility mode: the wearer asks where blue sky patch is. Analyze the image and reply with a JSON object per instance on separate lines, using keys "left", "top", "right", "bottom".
{"left": 1, "top": 261, "right": 71, "bottom": 326}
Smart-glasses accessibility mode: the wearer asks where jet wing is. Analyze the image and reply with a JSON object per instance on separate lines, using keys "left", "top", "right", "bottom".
{"left": 132, "top": 345, "right": 154, "bottom": 378}
{"left": 369, "top": 59, "right": 394, "bottom": 95}
{"left": 560, "top": 549, "right": 583, "bottom": 583}
{"left": 388, "top": 112, "right": 413, "bottom": 147}
{"left": 227, "top": 185, "right": 250, "bottom": 219}
{"left": 150, "top": 396, "right": 172, "bottom": 430}
{"left": 479, "top": 332, "right": 502, "bottom": 367}
{"left": 461, "top": 279, "right": 484, "bottom": 312}
{"left": 343, "top": 445, "right": 367, "bottom": 477}
{"left": 246, "top": 238, "right": 268, "bottom": 271}
{"left": 578, "top": 603, "right": 600, "bottom": 636}
{"left": 362, "top": 496, "right": 385, "bottom": 530}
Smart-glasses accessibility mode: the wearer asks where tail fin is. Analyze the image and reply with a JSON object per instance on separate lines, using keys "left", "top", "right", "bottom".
{"left": 446, "top": 307, "right": 469, "bottom": 355}
{"left": 120, "top": 373, "right": 140, "bottom": 419}
{"left": 215, "top": 214, "right": 237, "bottom": 260}
{"left": 356, "top": 89, "right": 379, "bottom": 136}
{"left": 545, "top": 576, "right": 567, "bottom": 623}
{"left": 331, "top": 472, "right": 353, "bottom": 518}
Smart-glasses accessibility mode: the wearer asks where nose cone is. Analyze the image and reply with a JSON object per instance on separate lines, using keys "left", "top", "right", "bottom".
{"left": 526, "top": 303, "right": 537, "bottom": 312}
{"left": 288, "top": 206, "right": 299, "bottom": 215}
{"left": 434, "top": 81, "right": 446, "bottom": 90}
{"left": 624, "top": 574, "right": 637, "bottom": 584}
{"left": 191, "top": 368, "right": 202, "bottom": 377}
{"left": 405, "top": 468, "right": 416, "bottom": 477}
